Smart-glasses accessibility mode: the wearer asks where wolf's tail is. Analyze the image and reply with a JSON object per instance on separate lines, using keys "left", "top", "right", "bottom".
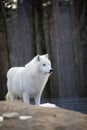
{"left": 5, "top": 92, "right": 10, "bottom": 100}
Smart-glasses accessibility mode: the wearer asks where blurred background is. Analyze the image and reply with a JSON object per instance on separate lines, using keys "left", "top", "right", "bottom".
{"left": 0, "top": 0, "right": 87, "bottom": 113}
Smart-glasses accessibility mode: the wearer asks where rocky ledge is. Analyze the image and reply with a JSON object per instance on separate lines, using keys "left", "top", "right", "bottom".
{"left": 0, "top": 101, "right": 87, "bottom": 130}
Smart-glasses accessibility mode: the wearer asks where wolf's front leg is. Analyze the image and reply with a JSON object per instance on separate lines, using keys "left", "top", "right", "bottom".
{"left": 34, "top": 93, "right": 41, "bottom": 105}
{"left": 23, "top": 92, "right": 30, "bottom": 104}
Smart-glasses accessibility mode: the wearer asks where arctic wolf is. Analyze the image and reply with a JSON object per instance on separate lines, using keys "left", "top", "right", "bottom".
{"left": 6, "top": 54, "right": 53, "bottom": 105}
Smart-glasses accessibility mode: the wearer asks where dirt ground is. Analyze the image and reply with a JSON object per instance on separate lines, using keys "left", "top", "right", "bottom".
{"left": 0, "top": 101, "right": 87, "bottom": 130}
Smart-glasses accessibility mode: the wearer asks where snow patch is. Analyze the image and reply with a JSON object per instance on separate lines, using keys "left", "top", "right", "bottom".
{"left": 39, "top": 103, "right": 57, "bottom": 108}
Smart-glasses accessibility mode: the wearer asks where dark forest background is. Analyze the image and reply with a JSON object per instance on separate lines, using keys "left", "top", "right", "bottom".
{"left": 0, "top": 0, "right": 87, "bottom": 112}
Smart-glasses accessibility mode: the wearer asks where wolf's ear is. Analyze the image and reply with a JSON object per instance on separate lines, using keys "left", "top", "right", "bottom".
{"left": 37, "top": 55, "right": 40, "bottom": 61}
{"left": 45, "top": 54, "right": 49, "bottom": 59}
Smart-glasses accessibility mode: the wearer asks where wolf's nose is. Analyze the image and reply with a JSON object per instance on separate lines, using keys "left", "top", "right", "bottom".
{"left": 50, "top": 69, "right": 53, "bottom": 73}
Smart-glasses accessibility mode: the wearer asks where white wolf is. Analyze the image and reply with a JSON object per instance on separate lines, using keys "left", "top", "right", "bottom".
{"left": 6, "top": 54, "right": 53, "bottom": 105}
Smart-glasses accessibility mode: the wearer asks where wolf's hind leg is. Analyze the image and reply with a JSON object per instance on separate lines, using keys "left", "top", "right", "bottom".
{"left": 23, "top": 92, "right": 30, "bottom": 104}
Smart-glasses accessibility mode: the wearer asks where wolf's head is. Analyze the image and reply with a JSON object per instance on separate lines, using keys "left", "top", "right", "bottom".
{"left": 36, "top": 54, "right": 53, "bottom": 75}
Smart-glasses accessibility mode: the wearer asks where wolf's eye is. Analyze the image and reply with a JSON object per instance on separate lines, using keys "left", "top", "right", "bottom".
{"left": 43, "top": 64, "right": 46, "bottom": 66}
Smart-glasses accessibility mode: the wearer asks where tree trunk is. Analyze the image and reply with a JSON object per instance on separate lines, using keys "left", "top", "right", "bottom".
{"left": 50, "top": 0, "right": 83, "bottom": 98}
{"left": 0, "top": 1, "right": 9, "bottom": 99}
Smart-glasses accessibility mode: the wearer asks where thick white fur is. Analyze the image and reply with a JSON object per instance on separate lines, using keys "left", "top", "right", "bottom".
{"left": 6, "top": 54, "right": 52, "bottom": 105}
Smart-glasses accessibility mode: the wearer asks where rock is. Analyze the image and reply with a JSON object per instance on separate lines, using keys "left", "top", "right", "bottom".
{"left": 0, "top": 101, "right": 87, "bottom": 130}
{"left": 0, "top": 116, "right": 3, "bottom": 122}
{"left": 2, "top": 112, "right": 19, "bottom": 119}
